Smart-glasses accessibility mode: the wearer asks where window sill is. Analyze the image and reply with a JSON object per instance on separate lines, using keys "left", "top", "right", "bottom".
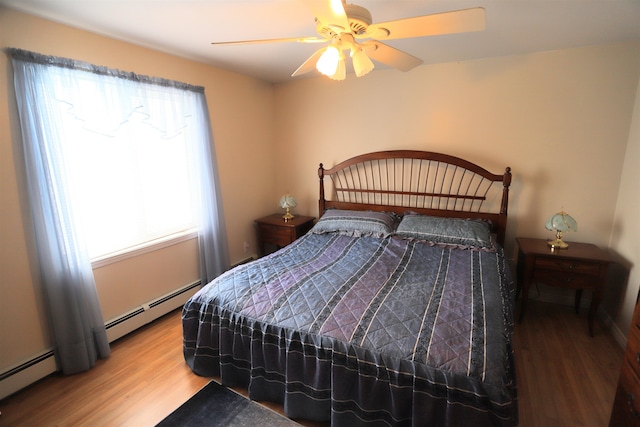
{"left": 91, "top": 229, "right": 198, "bottom": 269}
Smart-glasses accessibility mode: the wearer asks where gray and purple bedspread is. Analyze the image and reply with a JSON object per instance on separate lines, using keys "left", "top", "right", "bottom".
{"left": 183, "top": 232, "right": 518, "bottom": 426}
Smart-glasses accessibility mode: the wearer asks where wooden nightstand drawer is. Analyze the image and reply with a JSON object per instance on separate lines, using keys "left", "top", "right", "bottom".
{"left": 533, "top": 269, "right": 597, "bottom": 290}
{"left": 611, "top": 383, "right": 640, "bottom": 427}
{"left": 611, "top": 301, "right": 640, "bottom": 426}
{"left": 626, "top": 326, "right": 640, "bottom": 376}
{"left": 255, "top": 214, "right": 315, "bottom": 256}
{"left": 534, "top": 258, "right": 601, "bottom": 275}
{"left": 258, "top": 224, "right": 294, "bottom": 241}
{"left": 619, "top": 356, "right": 640, "bottom": 416}
{"left": 632, "top": 311, "right": 640, "bottom": 332}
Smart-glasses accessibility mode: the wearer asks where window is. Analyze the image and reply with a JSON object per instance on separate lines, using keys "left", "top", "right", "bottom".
{"left": 41, "top": 71, "right": 204, "bottom": 261}
{"left": 58, "top": 99, "right": 198, "bottom": 260}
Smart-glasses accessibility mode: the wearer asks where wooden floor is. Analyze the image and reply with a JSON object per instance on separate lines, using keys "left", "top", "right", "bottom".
{"left": 513, "top": 301, "right": 623, "bottom": 427}
{"left": 0, "top": 300, "right": 624, "bottom": 426}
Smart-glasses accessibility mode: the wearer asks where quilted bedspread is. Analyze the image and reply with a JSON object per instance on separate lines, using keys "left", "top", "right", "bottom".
{"left": 183, "top": 232, "right": 518, "bottom": 426}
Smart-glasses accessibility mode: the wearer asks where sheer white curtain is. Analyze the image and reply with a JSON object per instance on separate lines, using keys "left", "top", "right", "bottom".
{"left": 10, "top": 48, "right": 229, "bottom": 374}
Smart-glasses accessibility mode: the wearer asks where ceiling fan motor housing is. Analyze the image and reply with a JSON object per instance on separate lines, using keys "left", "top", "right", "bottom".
{"left": 316, "top": 3, "right": 373, "bottom": 37}
{"left": 345, "top": 4, "right": 372, "bottom": 35}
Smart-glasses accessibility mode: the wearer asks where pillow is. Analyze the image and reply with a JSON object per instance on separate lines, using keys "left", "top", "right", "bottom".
{"left": 310, "top": 209, "right": 397, "bottom": 238}
{"left": 395, "top": 214, "right": 494, "bottom": 249}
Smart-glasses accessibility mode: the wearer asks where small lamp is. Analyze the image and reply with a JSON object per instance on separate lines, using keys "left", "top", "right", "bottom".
{"left": 545, "top": 210, "right": 577, "bottom": 249}
{"left": 279, "top": 194, "right": 297, "bottom": 221}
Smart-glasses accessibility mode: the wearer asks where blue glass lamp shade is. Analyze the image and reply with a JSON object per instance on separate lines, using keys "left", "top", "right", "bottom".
{"left": 545, "top": 210, "right": 577, "bottom": 248}
{"left": 279, "top": 194, "right": 297, "bottom": 221}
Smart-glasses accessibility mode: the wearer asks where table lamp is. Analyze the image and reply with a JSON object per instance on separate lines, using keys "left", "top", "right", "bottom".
{"left": 545, "top": 210, "right": 577, "bottom": 249}
{"left": 279, "top": 194, "right": 297, "bottom": 221}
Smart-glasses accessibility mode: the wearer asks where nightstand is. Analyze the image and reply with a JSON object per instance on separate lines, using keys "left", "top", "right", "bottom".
{"left": 255, "top": 214, "right": 315, "bottom": 256}
{"left": 516, "top": 237, "right": 612, "bottom": 336}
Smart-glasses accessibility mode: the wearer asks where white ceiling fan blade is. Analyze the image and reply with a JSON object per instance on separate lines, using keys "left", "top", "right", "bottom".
{"left": 366, "top": 7, "right": 485, "bottom": 40}
{"left": 212, "top": 36, "right": 326, "bottom": 46}
{"left": 362, "top": 41, "right": 423, "bottom": 72}
{"left": 291, "top": 48, "right": 326, "bottom": 77}
{"left": 301, "top": 0, "right": 350, "bottom": 33}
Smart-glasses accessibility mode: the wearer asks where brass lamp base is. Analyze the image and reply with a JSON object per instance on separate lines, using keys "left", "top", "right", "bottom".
{"left": 282, "top": 208, "right": 294, "bottom": 221}
{"left": 547, "top": 238, "right": 569, "bottom": 249}
{"left": 547, "top": 231, "right": 569, "bottom": 249}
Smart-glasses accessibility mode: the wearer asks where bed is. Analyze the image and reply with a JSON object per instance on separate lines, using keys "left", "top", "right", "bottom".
{"left": 183, "top": 150, "right": 517, "bottom": 426}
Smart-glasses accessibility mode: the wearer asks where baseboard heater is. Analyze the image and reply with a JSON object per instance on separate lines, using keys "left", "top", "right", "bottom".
{"left": 104, "top": 280, "right": 202, "bottom": 342}
{"left": 0, "top": 280, "right": 202, "bottom": 400}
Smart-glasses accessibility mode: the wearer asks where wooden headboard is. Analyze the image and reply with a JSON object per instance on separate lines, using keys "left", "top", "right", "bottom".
{"left": 318, "top": 150, "right": 512, "bottom": 246}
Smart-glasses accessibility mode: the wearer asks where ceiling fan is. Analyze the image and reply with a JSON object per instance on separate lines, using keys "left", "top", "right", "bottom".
{"left": 211, "top": 0, "right": 485, "bottom": 80}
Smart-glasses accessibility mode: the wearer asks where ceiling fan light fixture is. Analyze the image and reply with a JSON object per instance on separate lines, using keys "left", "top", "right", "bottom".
{"left": 351, "top": 48, "right": 374, "bottom": 77}
{"left": 316, "top": 45, "right": 340, "bottom": 76}
{"left": 329, "top": 55, "right": 346, "bottom": 80}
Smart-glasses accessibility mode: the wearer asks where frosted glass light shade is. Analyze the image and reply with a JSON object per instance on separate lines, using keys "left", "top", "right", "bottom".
{"left": 545, "top": 211, "right": 577, "bottom": 232}
{"left": 329, "top": 56, "right": 346, "bottom": 81}
{"left": 352, "top": 49, "right": 374, "bottom": 77}
{"left": 316, "top": 46, "right": 340, "bottom": 76}
{"left": 279, "top": 194, "right": 297, "bottom": 209}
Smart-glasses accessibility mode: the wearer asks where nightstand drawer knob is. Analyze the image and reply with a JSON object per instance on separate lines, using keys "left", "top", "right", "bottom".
{"left": 628, "top": 393, "right": 640, "bottom": 418}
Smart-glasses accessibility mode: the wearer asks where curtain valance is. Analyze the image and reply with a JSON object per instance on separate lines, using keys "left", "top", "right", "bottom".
{"left": 8, "top": 48, "right": 204, "bottom": 93}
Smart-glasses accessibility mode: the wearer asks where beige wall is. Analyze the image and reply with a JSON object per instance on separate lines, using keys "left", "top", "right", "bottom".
{"left": 0, "top": 7, "right": 276, "bottom": 371}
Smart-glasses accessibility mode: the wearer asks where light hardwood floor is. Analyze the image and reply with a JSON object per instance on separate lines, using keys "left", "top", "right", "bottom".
{"left": 0, "top": 300, "right": 624, "bottom": 426}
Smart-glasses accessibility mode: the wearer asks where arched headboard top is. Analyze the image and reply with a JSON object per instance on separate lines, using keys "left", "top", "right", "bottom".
{"left": 318, "top": 150, "right": 512, "bottom": 245}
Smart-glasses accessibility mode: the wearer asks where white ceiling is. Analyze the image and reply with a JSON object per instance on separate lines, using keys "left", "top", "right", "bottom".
{"left": 2, "top": 0, "right": 640, "bottom": 83}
